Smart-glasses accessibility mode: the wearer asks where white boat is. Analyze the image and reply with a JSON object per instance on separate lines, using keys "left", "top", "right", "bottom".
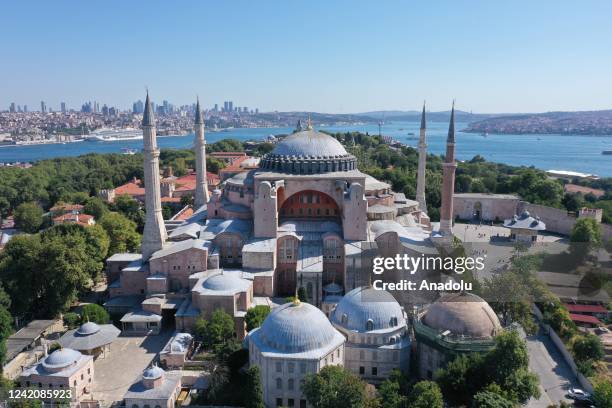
{"left": 85, "top": 127, "right": 142, "bottom": 142}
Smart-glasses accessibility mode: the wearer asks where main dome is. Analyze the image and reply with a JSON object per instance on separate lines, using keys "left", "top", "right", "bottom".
{"left": 331, "top": 287, "right": 406, "bottom": 332}
{"left": 257, "top": 302, "right": 342, "bottom": 353}
{"left": 260, "top": 127, "right": 357, "bottom": 174}
{"left": 422, "top": 292, "right": 502, "bottom": 339}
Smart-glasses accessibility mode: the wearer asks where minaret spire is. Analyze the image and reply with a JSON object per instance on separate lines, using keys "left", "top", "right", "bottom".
{"left": 141, "top": 92, "right": 167, "bottom": 260}
{"left": 415, "top": 101, "right": 427, "bottom": 213}
{"left": 194, "top": 97, "right": 209, "bottom": 208}
{"left": 439, "top": 101, "right": 457, "bottom": 237}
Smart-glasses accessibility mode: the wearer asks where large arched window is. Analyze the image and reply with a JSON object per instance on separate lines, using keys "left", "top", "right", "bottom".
{"left": 280, "top": 190, "right": 340, "bottom": 219}
{"left": 276, "top": 378, "right": 283, "bottom": 390}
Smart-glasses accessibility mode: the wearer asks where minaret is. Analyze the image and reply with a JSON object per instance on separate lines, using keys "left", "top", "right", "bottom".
{"left": 141, "top": 92, "right": 167, "bottom": 260}
{"left": 194, "top": 98, "right": 209, "bottom": 208}
{"left": 439, "top": 101, "right": 457, "bottom": 236}
{"left": 415, "top": 101, "right": 427, "bottom": 212}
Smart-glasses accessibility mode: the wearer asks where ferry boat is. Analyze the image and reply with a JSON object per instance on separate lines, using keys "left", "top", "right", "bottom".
{"left": 85, "top": 127, "right": 142, "bottom": 142}
{"left": 602, "top": 150, "right": 612, "bottom": 155}
{"left": 121, "top": 148, "right": 138, "bottom": 155}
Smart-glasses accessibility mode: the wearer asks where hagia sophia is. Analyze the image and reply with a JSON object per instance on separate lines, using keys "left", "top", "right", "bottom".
{"left": 99, "top": 94, "right": 506, "bottom": 407}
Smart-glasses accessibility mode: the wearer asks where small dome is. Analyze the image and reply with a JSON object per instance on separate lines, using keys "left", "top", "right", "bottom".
{"left": 422, "top": 292, "right": 502, "bottom": 339}
{"left": 77, "top": 322, "right": 101, "bottom": 335}
{"left": 170, "top": 333, "right": 192, "bottom": 353}
{"left": 143, "top": 366, "right": 165, "bottom": 380}
{"left": 43, "top": 348, "right": 81, "bottom": 370}
{"left": 259, "top": 302, "right": 341, "bottom": 353}
{"left": 331, "top": 287, "right": 405, "bottom": 332}
{"left": 202, "top": 272, "right": 250, "bottom": 293}
{"left": 323, "top": 282, "right": 343, "bottom": 294}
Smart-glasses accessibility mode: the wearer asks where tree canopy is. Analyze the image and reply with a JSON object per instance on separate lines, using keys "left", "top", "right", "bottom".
{"left": 13, "top": 202, "right": 44, "bottom": 233}
{"left": 245, "top": 305, "right": 270, "bottom": 332}
{"left": 302, "top": 365, "right": 370, "bottom": 408}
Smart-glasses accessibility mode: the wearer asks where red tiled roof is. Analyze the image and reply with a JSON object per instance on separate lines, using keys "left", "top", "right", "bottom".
{"left": 564, "top": 184, "right": 605, "bottom": 197}
{"left": 160, "top": 197, "right": 181, "bottom": 203}
{"left": 174, "top": 173, "right": 197, "bottom": 192}
{"left": 50, "top": 204, "right": 84, "bottom": 213}
{"left": 115, "top": 179, "right": 145, "bottom": 197}
{"left": 174, "top": 207, "right": 194, "bottom": 221}
{"left": 569, "top": 313, "right": 602, "bottom": 325}
{"left": 565, "top": 304, "right": 608, "bottom": 314}
{"left": 53, "top": 213, "right": 95, "bottom": 226}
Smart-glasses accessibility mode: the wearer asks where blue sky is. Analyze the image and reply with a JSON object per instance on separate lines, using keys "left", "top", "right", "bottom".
{"left": 2, "top": 0, "right": 612, "bottom": 113}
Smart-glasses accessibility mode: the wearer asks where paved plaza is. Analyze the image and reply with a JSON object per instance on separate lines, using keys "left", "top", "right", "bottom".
{"left": 91, "top": 330, "right": 173, "bottom": 407}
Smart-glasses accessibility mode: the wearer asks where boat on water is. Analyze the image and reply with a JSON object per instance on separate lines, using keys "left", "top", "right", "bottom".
{"left": 602, "top": 150, "right": 612, "bottom": 155}
{"left": 121, "top": 148, "right": 138, "bottom": 155}
{"left": 85, "top": 127, "right": 142, "bottom": 142}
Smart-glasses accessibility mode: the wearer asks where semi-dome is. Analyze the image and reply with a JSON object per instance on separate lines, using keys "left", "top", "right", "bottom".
{"left": 42, "top": 348, "right": 81, "bottom": 371}
{"left": 260, "top": 126, "right": 357, "bottom": 174}
{"left": 258, "top": 302, "right": 341, "bottom": 353}
{"left": 201, "top": 272, "right": 251, "bottom": 294}
{"left": 422, "top": 292, "right": 502, "bottom": 339}
{"left": 76, "top": 322, "right": 101, "bottom": 335}
{"left": 331, "top": 287, "right": 406, "bottom": 332}
{"left": 143, "top": 365, "right": 165, "bottom": 380}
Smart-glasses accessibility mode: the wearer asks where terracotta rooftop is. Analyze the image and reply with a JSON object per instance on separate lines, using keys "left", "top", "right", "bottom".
{"left": 569, "top": 313, "right": 602, "bottom": 325}
{"left": 564, "top": 184, "right": 605, "bottom": 197}
{"left": 564, "top": 303, "right": 608, "bottom": 314}
{"left": 115, "top": 178, "right": 145, "bottom": 197}
{"left": 50, "top": 203, "right": 84, "bottom": 213}
{"left": 53, "top": 213, "right": 95, "bottom": 226}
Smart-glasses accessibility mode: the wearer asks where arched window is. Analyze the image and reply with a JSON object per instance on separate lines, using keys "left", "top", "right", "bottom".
{"left": 341, "top": 313, "right": 348, "bottom": 325}
{"left": 389, "top": 316, "right": 398, "bottom": 327}
{"left": 366, "top": 319, "right": 374, "bottom": 331}
{"left": 276, "top": 378, "right": 283, "bottom": 390}
{"left": 288, "top": 379, "right": 294, "bottom": 390}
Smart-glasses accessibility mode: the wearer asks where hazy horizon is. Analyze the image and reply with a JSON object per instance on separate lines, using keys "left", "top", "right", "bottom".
{"left": 2, "top": 0, "right": 612, "bottom": 114}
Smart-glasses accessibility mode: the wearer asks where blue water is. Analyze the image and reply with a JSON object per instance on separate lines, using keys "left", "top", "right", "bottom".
{"left": 1, "top": 121, "right": 611, "bottom": 177}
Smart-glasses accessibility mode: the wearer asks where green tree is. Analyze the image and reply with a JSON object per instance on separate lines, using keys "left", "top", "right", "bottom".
{"left": 303, "top": 365, "right": 369, "bottom": 408}
{"left": 244, "top": 365, "right": 265, "bottom": 408}
{"left": 570, "top": 217, "right": 602, "bottom": 262}
{"left": 245, "top": 305, "right": 271, "bottom": 332}
{"left": 63, "top": 312, "right": 80, "bottom": 329}
{"left": 572, "top": 333, "right": 604, "bottom": 363}
{"left": 195, "top": 309, "right": 235, "bottom": 350}
{"left": 206, "top": 157, "right": 226, "bottom": 174}
{"left": 98, "top": 212, "right": 141, "bottom": 255}
{"left": 594, "top": 380, "right": 612, "bottom": 408}
{"left": 83, "top": 196, "right": 109, "bottom": 219}
{"left": 0, "top": 305, "right": 12, "bottom": 364}
{"left": 112, "top": 194, "right": 145, "bottom": 231}
{"left": 409, "top": 381, "right": 444, "bottom": 408}
{"left": 471, "top": 391, "right": 514, "bottom": 408}
{"left": 13, "top": 202, "right": 44, "bottom": 233}
{"left": 80, "top": 303, "right": 110, "bottom": 324}
{"left": 482, "top": 271, "right": 536, "bottom": 333}
{"left": 180, "top": 194, "right": 194, "bottom": 207}
{"left": 378, "top": 379, "right": 406, "bottom": 408}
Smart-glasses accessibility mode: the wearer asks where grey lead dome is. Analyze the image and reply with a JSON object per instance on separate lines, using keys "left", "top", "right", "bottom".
{"left": 331, "top": 287, "right": 405, "bottom": 332}
{"left": 259, "top": 302, "right": 340, "bottom": 353}
{"left": 260, "top": 129, "right": 357, "bottom": 174}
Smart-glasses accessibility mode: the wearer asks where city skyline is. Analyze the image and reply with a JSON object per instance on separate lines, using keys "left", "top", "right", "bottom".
{"left": 2, "top": 1, "right": 612, "bottom": 113}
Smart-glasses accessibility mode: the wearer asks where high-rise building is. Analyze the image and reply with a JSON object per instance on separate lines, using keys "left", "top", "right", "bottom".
{"left": 223, "top": 101, "right": 229, "bottom": 112}
{"left": 133, "top": 100, "right": 144, "bottom": 114}
{"left": 9, "top": 103, "right": 15, "bottom": 113}
{"left": 23, "top": 105, "right": 28, "bottom": 113}
{"left": 61, "top": 102, "right": 66, "bottom": 113}
{"left": 213, "top": 103, "right": 218, "bottom": 112}
{"left": 101, "top": 104, "right": 109, "bottom": 116}
{"left": 40, "top": 101, "right": 46, "bottom": 113}
{"left": 228, "top": 101, "right": 233, "bottom": 112}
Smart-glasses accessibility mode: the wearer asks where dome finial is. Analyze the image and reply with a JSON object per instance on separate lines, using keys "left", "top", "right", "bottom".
{"left": 293, "top": 287, "right": 301, "bottom": 306}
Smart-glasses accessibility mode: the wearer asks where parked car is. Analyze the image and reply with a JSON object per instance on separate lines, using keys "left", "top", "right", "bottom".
{"left": 596, "top": 326, "right": 610, "bottom": 334}
{"left": 567, "top": 388, "right": 592, "bottom": 402}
